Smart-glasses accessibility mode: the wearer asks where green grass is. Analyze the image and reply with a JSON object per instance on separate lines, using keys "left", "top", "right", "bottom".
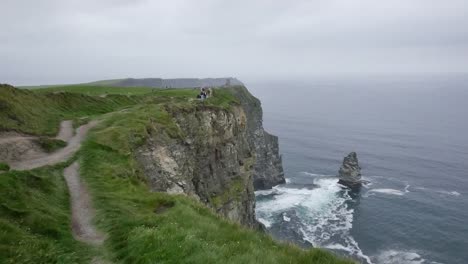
{"left": 0, "top": 84, "right": 353, "bottom": 263}
{"left": 0, "top": 163, "right": 92, "bottom": 263}
{"left": 84, "top": 79, "right": 126, "bottom": 86}
{"left": 34, "top": 138, "right": 67, "bottom": 153}
{"left": 75, "top": 104, "right": 353, "bottom": 264}
{"left": 32, "top": 85, "right": 157, "bottom": 96}
{"left": 211, "top": 177, "right": 245, "bottom": 208}
{"left": 91, "top": 104, "right": 182, "bottom": 154}
{"left": 0, "top": 84, "right": 141, "bottom": 136}
{"left": 0, "top": 163, "right": 10, "bottom": 171}
{"left": 1, "top": 84, "right": 239, "bottom": 137}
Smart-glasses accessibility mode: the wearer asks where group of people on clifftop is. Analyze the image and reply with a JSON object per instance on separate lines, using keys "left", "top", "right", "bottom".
{"left": 197, "top": 87, "right": 212, "bottom": 100}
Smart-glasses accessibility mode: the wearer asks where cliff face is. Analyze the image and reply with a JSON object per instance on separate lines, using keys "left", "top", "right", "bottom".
{"left": 228, "top": 86, "right": 285, "bottom": 190}
{"left": 136, "top": 105, "right": 257, "bottom": 227}
{"left": 135, "top": 86, "right": 284, "bottom": 228}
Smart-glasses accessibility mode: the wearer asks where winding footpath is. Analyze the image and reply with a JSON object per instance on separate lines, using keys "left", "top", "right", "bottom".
{"left": 64, "top": 162, "right": 106, "bottom": 245}
{"left": 9, "top": 120, "right": 99, "bottom": 170}
{"left": 2, "top": 120, "right": 110, "bottom": 263}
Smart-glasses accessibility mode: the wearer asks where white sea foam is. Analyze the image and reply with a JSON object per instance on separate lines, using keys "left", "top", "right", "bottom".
{"left": 257, "top": 217, "right": 272, "bottom": 228}
{"left": 300, "top": 172, "right": 334, "bottom": 177}
{"left": 405, "top": 184, "right": 411, "bottom": 193}
{"left": 255, "top": 189, "right": 277, "bottom": 196}
{"left": 367, "top": 188, "right": 406, "bottom": 196}
{"left": 256, "top": 176, "right": 372, "bottom": 264}
{"left": 282, "top": 213, "right": 291, "bottom": 222}
{"left": 325, "top": 242, "right": 373, "bottom": 264}
{"left": 373, "top": 250, "right": 426, "bottom": 264}
{"left": 414, "top": 187, "right": 461, "bottom": 197}
{"left": 285, "top": 178, "right": 292, "bottom": 184}
{"left": 366, "top": 184, "right": 410, "bottom": 196}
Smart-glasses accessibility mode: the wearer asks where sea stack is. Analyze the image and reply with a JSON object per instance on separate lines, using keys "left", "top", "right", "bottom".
{"left": 337, "top": 152, "right": 362, "bottom": 189}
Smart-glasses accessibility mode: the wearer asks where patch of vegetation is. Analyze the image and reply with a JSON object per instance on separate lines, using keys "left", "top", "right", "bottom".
{"left": 1, "top": 84, "right": 239, "bottom": 137}
{"left": 205, "top": 88, "right": 240, "bottom": 109}
{"left": 72, "top": 117, "right": 91, "bottom": 129}
{"left": 0, "top": 164, "right": 92, "bottom": 263}
{"left": 77, "top": 106, "right": 354, "bottom": 264}
{"left": 0, "top": 162, "right": 10, "bottom": 171}
{"left": 91, "top": 104, "right": 182, "bottom": 154}
{"left": 34, "top": 137, "right": 67, "bottom": 153}
{"left": 0, "top": 84, "right": 141, "bottom": 136}
{"left": 211, "top": 177, "right": 245, "bottom": 208}
{"left": 32, "top": 85, "right": 157, "bottom": 96}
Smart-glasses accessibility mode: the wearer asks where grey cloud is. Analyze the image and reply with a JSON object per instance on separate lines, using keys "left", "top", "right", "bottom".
{"left": 1, "top": 0, "right": 467, "bottom": 85}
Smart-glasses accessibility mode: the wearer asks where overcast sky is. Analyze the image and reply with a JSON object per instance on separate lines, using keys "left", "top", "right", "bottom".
{"left": 1, "top": 0, "right": 468, "bottom": 85}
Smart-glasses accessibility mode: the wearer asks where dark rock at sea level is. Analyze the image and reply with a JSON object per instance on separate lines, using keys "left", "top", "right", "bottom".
{"left": 337, "top": 152, "right": 362, "bottom": 189}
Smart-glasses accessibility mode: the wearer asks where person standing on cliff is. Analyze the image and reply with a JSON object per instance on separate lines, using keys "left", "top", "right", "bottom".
{"left": 199, "top": 87, "right": 207, "bottom": 100}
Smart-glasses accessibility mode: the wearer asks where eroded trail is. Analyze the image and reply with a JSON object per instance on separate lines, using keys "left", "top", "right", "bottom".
{"left": 64, "top": 162, "right": 105, "bottom": 245}
{"left": 56, "top": 120, "right": 74, "bottom": 141}
{"left": 9, "top": 121, "right": 98, "bottom": 170}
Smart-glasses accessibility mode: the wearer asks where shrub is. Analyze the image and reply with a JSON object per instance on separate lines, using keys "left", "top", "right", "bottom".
{"left": 34, "top": 138, "right": 67, "bottom": 153}
{"left": 0, "top": 163, "right": 10, "bottom": 171}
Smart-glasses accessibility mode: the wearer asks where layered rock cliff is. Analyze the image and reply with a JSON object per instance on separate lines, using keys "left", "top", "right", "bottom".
{"left": 136, "top": 86, "right": 284, "bottom": 228}
{"left": 228, "top": 86, "right": 285, "bottom": 190}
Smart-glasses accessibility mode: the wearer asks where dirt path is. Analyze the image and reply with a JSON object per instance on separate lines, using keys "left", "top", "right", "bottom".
{"left": 64, "top": 162, "right": 106, "bottom": 245}
{"left": 3, "top": 120, "right": 111, "bottom": 262}
{"left": 0, "top": 135, "right": 36, "bottom": 144}
{"left": 9, "top": 121, "right": 98, "bottom": 170}
{"left": 56, "top": 120, "right": 74, "bottom": 141}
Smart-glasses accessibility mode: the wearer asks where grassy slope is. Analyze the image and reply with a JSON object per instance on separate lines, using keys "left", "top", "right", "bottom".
{"left": 32, "top": 85, "right": 157, "bottom": 96}
{"left": 80, "top": 100, "right": 353, "bottom": 264}
{"left": 0, "top": 84, "right": 141, "bottom": 135}
{"left": 0, "top": 163, "right": 92, "bottom": 264}
{"left": 0, "top": 85, "right": 353, "bottom": 264}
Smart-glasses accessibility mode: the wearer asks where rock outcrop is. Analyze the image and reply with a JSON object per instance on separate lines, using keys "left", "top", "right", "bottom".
{"left": 136, "top": 105, "right": 257, "bottom": 227}
{"left": 337, "top": 152, "right": 362, "bottom": 189}
{"left": 228, "top": 86, "right": 285, "bottom": 190}
{"left": 136, "top": 86, "right": 284, "bottom": 228}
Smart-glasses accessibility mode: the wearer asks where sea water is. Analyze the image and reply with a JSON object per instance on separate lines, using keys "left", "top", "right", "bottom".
{"left": 249, "top": 75, "right": 468, "bottom": 264}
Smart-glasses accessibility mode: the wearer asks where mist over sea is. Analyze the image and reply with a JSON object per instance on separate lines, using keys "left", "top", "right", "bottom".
{"left": 248, "top": 75, "right": 468, "bottom": 264}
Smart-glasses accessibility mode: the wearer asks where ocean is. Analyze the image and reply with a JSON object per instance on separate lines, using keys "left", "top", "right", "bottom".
{"left": 248, "top": 75, "right": 468, "bottom": 264}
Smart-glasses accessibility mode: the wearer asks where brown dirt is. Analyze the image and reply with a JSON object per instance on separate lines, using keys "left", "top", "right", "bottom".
{"left": 64, "top": 162, "right": 106, "bottom": 246}
{"left": 8, "top": 120, "right": 98, "bottom": 170}
{"left": 1, "top": 120, "right": 111, "bottom": 262}
{"left": 56, "top": 120, "right": 74, "bottom": 141}
{"left": 0, "top": 133, "right": 45, "bottom": 162}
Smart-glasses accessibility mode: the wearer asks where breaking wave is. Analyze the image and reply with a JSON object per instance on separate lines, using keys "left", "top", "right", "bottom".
{"left": 255, "top": 174, "right": 372, "bottom": 263}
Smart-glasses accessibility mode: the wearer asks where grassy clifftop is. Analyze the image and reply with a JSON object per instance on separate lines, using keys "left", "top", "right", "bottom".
{"left": 0, "top": 84, "right": 353, "bottom": 263}
{"left": 0, "top": 84, "right": 140, "bottom": 135}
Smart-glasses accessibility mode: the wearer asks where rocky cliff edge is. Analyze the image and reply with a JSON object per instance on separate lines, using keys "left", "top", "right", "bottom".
{"left": 135, "top": 86, "right": 285, "bottom": 228}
